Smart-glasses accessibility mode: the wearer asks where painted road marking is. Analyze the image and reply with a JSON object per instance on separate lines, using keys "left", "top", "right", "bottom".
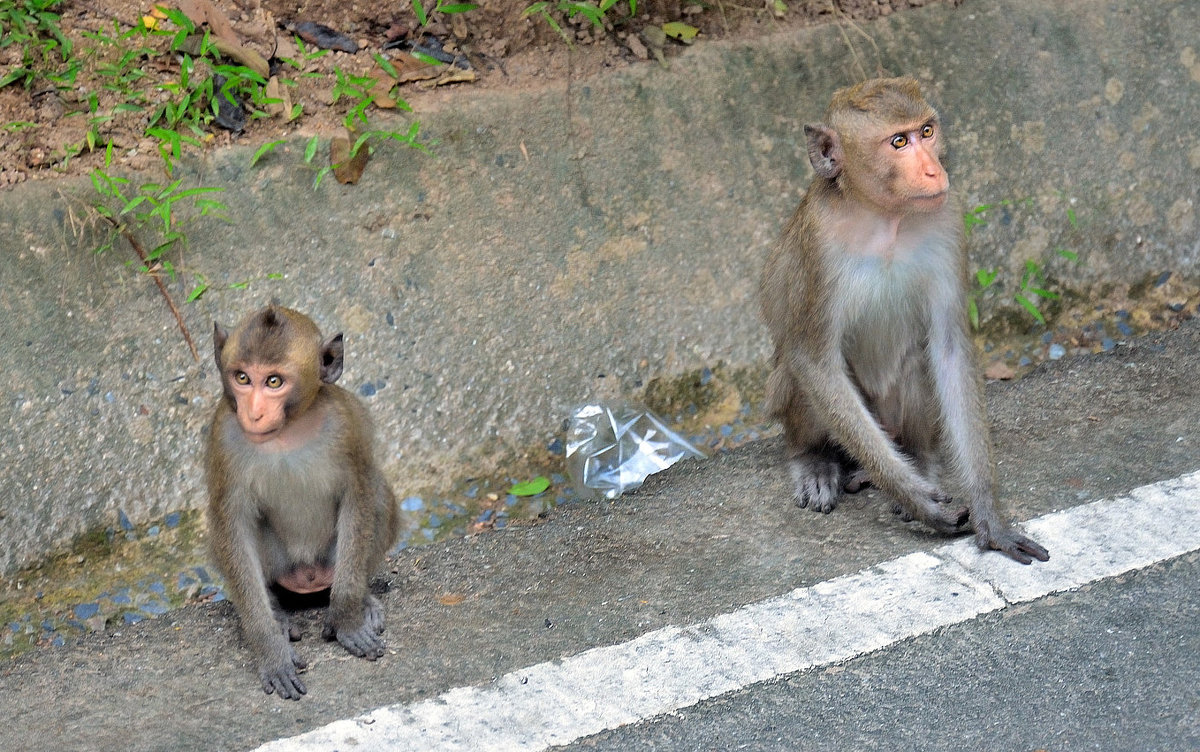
{"left": 255, "top": 470, "right": 1200, "bottom": 752}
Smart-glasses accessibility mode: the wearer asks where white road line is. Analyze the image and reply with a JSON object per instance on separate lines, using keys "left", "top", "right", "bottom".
{"left": 255, "top": 470, "right": 1200, "bottom": 752}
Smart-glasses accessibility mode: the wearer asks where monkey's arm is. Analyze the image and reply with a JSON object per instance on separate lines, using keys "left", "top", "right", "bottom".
{"left": 785, "top": 339, "right": 967, "bottom": 534}
{"left": 323, "top": 427, "right": 387, "bottom": 659}
{"left": 927, "top": 296, "right": 1050, "bottom": 564}
{"left": 208, "top": 451, "right": 309, "bottom": 698}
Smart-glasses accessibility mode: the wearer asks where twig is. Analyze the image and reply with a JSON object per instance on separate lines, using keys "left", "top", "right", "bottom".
{"left": 101, "top": 215, "right": 200, "bottom": 362}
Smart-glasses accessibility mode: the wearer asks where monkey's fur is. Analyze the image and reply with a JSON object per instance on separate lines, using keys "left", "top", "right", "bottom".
{"left": 761, "top": 78, "right": 1048, "bottom": 564}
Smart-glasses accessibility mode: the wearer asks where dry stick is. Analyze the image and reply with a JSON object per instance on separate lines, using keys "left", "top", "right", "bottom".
{"left": 102, "top": 215, "right": 200, "bottom": 362}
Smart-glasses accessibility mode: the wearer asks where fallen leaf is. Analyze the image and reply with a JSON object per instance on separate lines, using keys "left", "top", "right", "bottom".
{"left": 330, "top": 129, "right": 369, "bottom": 184}
{"left": 437, "top": 593, "right": 465, "bottom": 606}
{"left": 510, "top": 476, "right": 551, "bottom": 496}
{"left": 984, "top": 360, "right": 1015, "bottom": 380}
{"left": 264, "top": 76, "right": 293, "bottom": 119}
{"left": 286, "top": 21, "right": 359, "bottom": 53}
{"left": 662, "top": 22, "right": 699, "bottom": 44}
{"left": 176, "top": 0, "right": 241, "bottom": 51}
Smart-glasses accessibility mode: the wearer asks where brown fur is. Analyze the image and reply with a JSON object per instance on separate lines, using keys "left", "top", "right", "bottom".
{"left": 207, "top": 304, "right": 401, "bottom": 699}
{"left": 760, "top": 78, "right": 1048, "bottom": 564}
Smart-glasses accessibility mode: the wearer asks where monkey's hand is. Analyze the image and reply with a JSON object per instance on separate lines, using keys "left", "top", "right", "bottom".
{"left": 259, "top": 643, "right": 308, "bottom": 700}
{"left": 975, "top": 520, "right": 1050, "bottom": 565}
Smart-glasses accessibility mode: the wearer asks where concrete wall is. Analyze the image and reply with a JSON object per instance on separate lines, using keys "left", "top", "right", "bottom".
{"left": 2, "top": 0, "right": 1197, "bottom": 573}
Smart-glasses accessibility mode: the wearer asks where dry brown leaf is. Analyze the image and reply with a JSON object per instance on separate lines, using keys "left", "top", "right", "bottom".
{"left": 330, "top": 130, "right": 369, "bottom": 184}
{"left": 984, "top": 360, "right": 1016, "bottom": 380}
{"left": 437, "top": 593, "right": 466, "bottom": 606}
{"left": 264, "top": 76, "right": 292, "bottom": 119}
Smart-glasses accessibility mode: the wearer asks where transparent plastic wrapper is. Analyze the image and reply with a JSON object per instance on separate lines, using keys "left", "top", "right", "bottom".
{"left": 565, "top": 402, "right": 707, "bottom": 499}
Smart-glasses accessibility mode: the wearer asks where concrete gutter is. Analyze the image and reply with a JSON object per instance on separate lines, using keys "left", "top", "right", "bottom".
{"left": 1, "top": 0, "right": 1197, "bottom": 572}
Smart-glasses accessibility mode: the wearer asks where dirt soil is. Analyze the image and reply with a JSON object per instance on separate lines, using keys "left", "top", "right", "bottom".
{"left": 0, "top": 0, "right": 953, "bottom": 187}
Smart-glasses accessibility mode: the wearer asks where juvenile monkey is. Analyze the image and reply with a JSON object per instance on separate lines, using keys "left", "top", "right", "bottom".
{"left": 760, "top": 77, "right": 1048, "bottom": 564}
{"left": 206, "top": 304, "right": 400, "bottom": 699}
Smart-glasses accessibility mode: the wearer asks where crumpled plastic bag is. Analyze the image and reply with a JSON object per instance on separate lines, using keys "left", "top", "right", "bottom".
{"left": 565, "top": 402, "right": 706, "bottom": 499}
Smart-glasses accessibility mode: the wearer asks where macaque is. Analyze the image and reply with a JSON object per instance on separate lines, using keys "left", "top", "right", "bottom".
{"left": 206, "top": 304, "right": 401, "bottom": 699}
{"left": 760, "top": 77, "right": 1048, "bottom": 565}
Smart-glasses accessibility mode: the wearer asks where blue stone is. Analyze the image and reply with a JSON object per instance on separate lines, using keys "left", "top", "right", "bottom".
{"left": 699, "top": 367, "right": 713, "bottom": 386}
{"left": 51, "top": 635, "right": 65, "bottom": 647}
{"left": 192, "top": 567, "right": 212, "bottom": 583}
{"left": 495, "top": 519, "right": 508, "bottom": 529}
{"left": 359, "top": 382, "right": 377, "bottom": 397}
{"left": 142, "top": 601, "right": 168, "bottom": 616}
{"left": 165, "top": 512, "right": 181, "bottom": 528}
{"left": 110, "top": 591, "right": 132, "bottom": 605}
{"left": 478, "top": 509, "right": 495, "bottom": 523}
{"left": 1018, "top": 356, "right": 1032, "bottom": 367}
{"left": 1116, "top": 309, "right": 1130, "bottom": 320}
{"left": 42, "top": 619, "right": 54, "bottom": 632}
{"left": 1048, "top": 344, "right": 1066, "bottom": 360}
{"left": 427, "top": 514, "right": 442, "bottom": 527}
{"left": 9, "top": 622, "right": 21, "bottom": 633}
{"left": 546, "top": 438, "right": 564, "bottom": 455}
{"left": 177, "top": 574, "right": 198, "bottom": 589}
{"left": 1101, "top": 338, "right": 1115, "bottom": 351}
{"left": 505, "top": 494, "right": 518, "bottom": 506}
{"left": 1117, "top": 321, "right": 1133, "bottom": 337}
{"left": 73, "top": 603, "right": 100, "bottom": 620}
{"left": 118, "top": 510, "right": 134, "bottom": 532}
{"left": 400, "top": 496, "right": 424, "bottom": 512}
{"left": 1154, "top": 271, "right": 1171, "bottom": 287}
{"left": 147, "top": 526, "right": 160, "bottom": 537}
{"left": 720, "top": 425, "right": 733, "bottom": 437}
{"left": 1041, "top": 332, "right": 1053, "bottom": 344}
{"left": 148, "top": 581, "right": 166, "bottom": 595}
{"left": 464, "top": 485, "right": 479, "bottom": 499}
{"left": 123, "top": 612, "right": 144, "bottom": 625}
{"left": 104, "top": 392, "right": 116, "bottom": 403}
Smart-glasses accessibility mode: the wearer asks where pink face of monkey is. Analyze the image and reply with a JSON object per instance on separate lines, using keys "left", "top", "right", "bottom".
{"left": 227, "top": 362, "right": 300, "bottom": 443}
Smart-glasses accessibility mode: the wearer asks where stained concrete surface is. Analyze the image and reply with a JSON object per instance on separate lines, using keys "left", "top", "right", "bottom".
{"left": 0, "top": 320, "right": 1196, "bottom": 751}
{"left": 2, "top": 0, "right": 1198, "bottom": 576}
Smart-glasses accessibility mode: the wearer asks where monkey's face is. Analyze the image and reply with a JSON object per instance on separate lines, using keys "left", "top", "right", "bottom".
{"left": 226, "top": 362, "right": 303, "bottom": 443}
{"left": 848, "top": 118, "right": 949, "bottom": 215}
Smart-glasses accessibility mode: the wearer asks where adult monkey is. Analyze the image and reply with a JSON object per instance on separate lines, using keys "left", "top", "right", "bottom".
{"left": 206, "top": 304, "right": 401, "bottom": 699}
{"left": 760, "top": 77, "right": 1048, "bottom": 564}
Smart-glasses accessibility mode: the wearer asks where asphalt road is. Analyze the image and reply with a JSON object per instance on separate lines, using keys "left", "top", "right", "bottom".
{"left": 2, "top": 321, "right": 1198, "bottom": 752}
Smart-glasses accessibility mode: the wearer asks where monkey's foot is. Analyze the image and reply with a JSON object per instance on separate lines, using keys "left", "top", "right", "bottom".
{"left": 789, "top": 454, "right": 843, "bottom": 513}
{"left": 976, "top": 520, "right": 1050, "bottom": 565}
{"left": 323, "top": 596, "right": 387, "bottom": 660}
{"left": 273, "top": 609, "right": 302, "bottom": 642}
{"left": 843, "top": 469, "right": 872, "bottom": 494}
{"left": 259, "top": 644, "right": 308, "bottom": 700}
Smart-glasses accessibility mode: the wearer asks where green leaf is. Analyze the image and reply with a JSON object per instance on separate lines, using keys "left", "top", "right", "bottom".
{"left": 1014, "top": 294, "right": 1046, "bottom": 324}
{"left": 509, "top": 476, "right": 551, "bottom": 496}
{"left": 413, "top": 0, "right": 429, "bottom": 25}
{"left": 411, "top": 50, "right": 443, "bottom": 66}
{"left": 662, "top": 21, "right": 699, "bottom": 43}
{"left": 304, "top": 135, "right": 320, "bottom": 163}
{"left": 251, "top": 140, "right": 285, "bottom": 167}
{"left": 185, "top": 282, "right": 209, "bottom": 302}
{"left": 439, "top": 3, "right": 478, "bottom": 13}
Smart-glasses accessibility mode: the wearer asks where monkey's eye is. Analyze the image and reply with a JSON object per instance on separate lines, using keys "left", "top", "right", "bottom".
{"left": 265, "top": 375, "right": 284, "bottom": 389}
{"left": 921, "top": 123, "right": 935, "bottom": 138}
{"left": 234, "top": 371, "right": 250, "bottom": 385}
{"left": 890, "top": 134, "right": 908, "bottom": 149}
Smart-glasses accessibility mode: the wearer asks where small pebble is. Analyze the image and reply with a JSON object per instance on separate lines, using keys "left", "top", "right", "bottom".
{"left": 123, "top": 612, "right": 144, "bottom": 625}
{"left": 192, "top": 567, "right": 212, "bottom": 583}
{"left": 359, "top": 383, "right": 377, "bottom": 397}
{"left": 148, "top": 581, "right": 166, "bottom": 596}
{"left": 177, "top": 574, "right": 198, "bottom": 589}
{"left": 141, "top": 601, "right": 168, "bottom": 616}
{"left": 1154, "top": 271, "right": 1171, "bottom": 287}
{"left": 1040, "top": 332, "right": 1053, "bottom": 344}
{"left": 165, "top": 512, "right": 181, "bottom": 528}
{"left": 1048, "top": 344, "right": 1066, "bottom": 360}
{"left": 546, "top": 438, "right": 564, "bottom": 455}
{"left": 1018, "top": 356, "right": 1032, "bottom": 367}
{"left": 719, "top": 425, "right": 733, "bottom": 437}
{"left": 1117, "top": 321, "right": 1133, "bottom": 337}
{"left": 73, "top": 603, "right": 99, "bottom": 620}
{"left": 1101, "top": 338, "right": 1116, "bottom": 351}
{"left": 401, "top": 496, "right": 424, "bottom": 512}
{"left": 147, "top": 526, "right": 160, "bottom": 537}
{"left": 699, "top": 368, "right": 713, "bottom": 386}
{"left": 118, "top": 510, "right": 134, "bottom": 532}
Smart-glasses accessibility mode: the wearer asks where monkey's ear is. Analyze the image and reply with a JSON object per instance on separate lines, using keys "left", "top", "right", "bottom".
{"left": 804, "top": 124, "right": 843, "bottom": 180}
{"left": 320, "top": 333, "right": 344, "bottom": 384}
{"left": 213, "top": 323, "right": 228, "bottom": 371}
